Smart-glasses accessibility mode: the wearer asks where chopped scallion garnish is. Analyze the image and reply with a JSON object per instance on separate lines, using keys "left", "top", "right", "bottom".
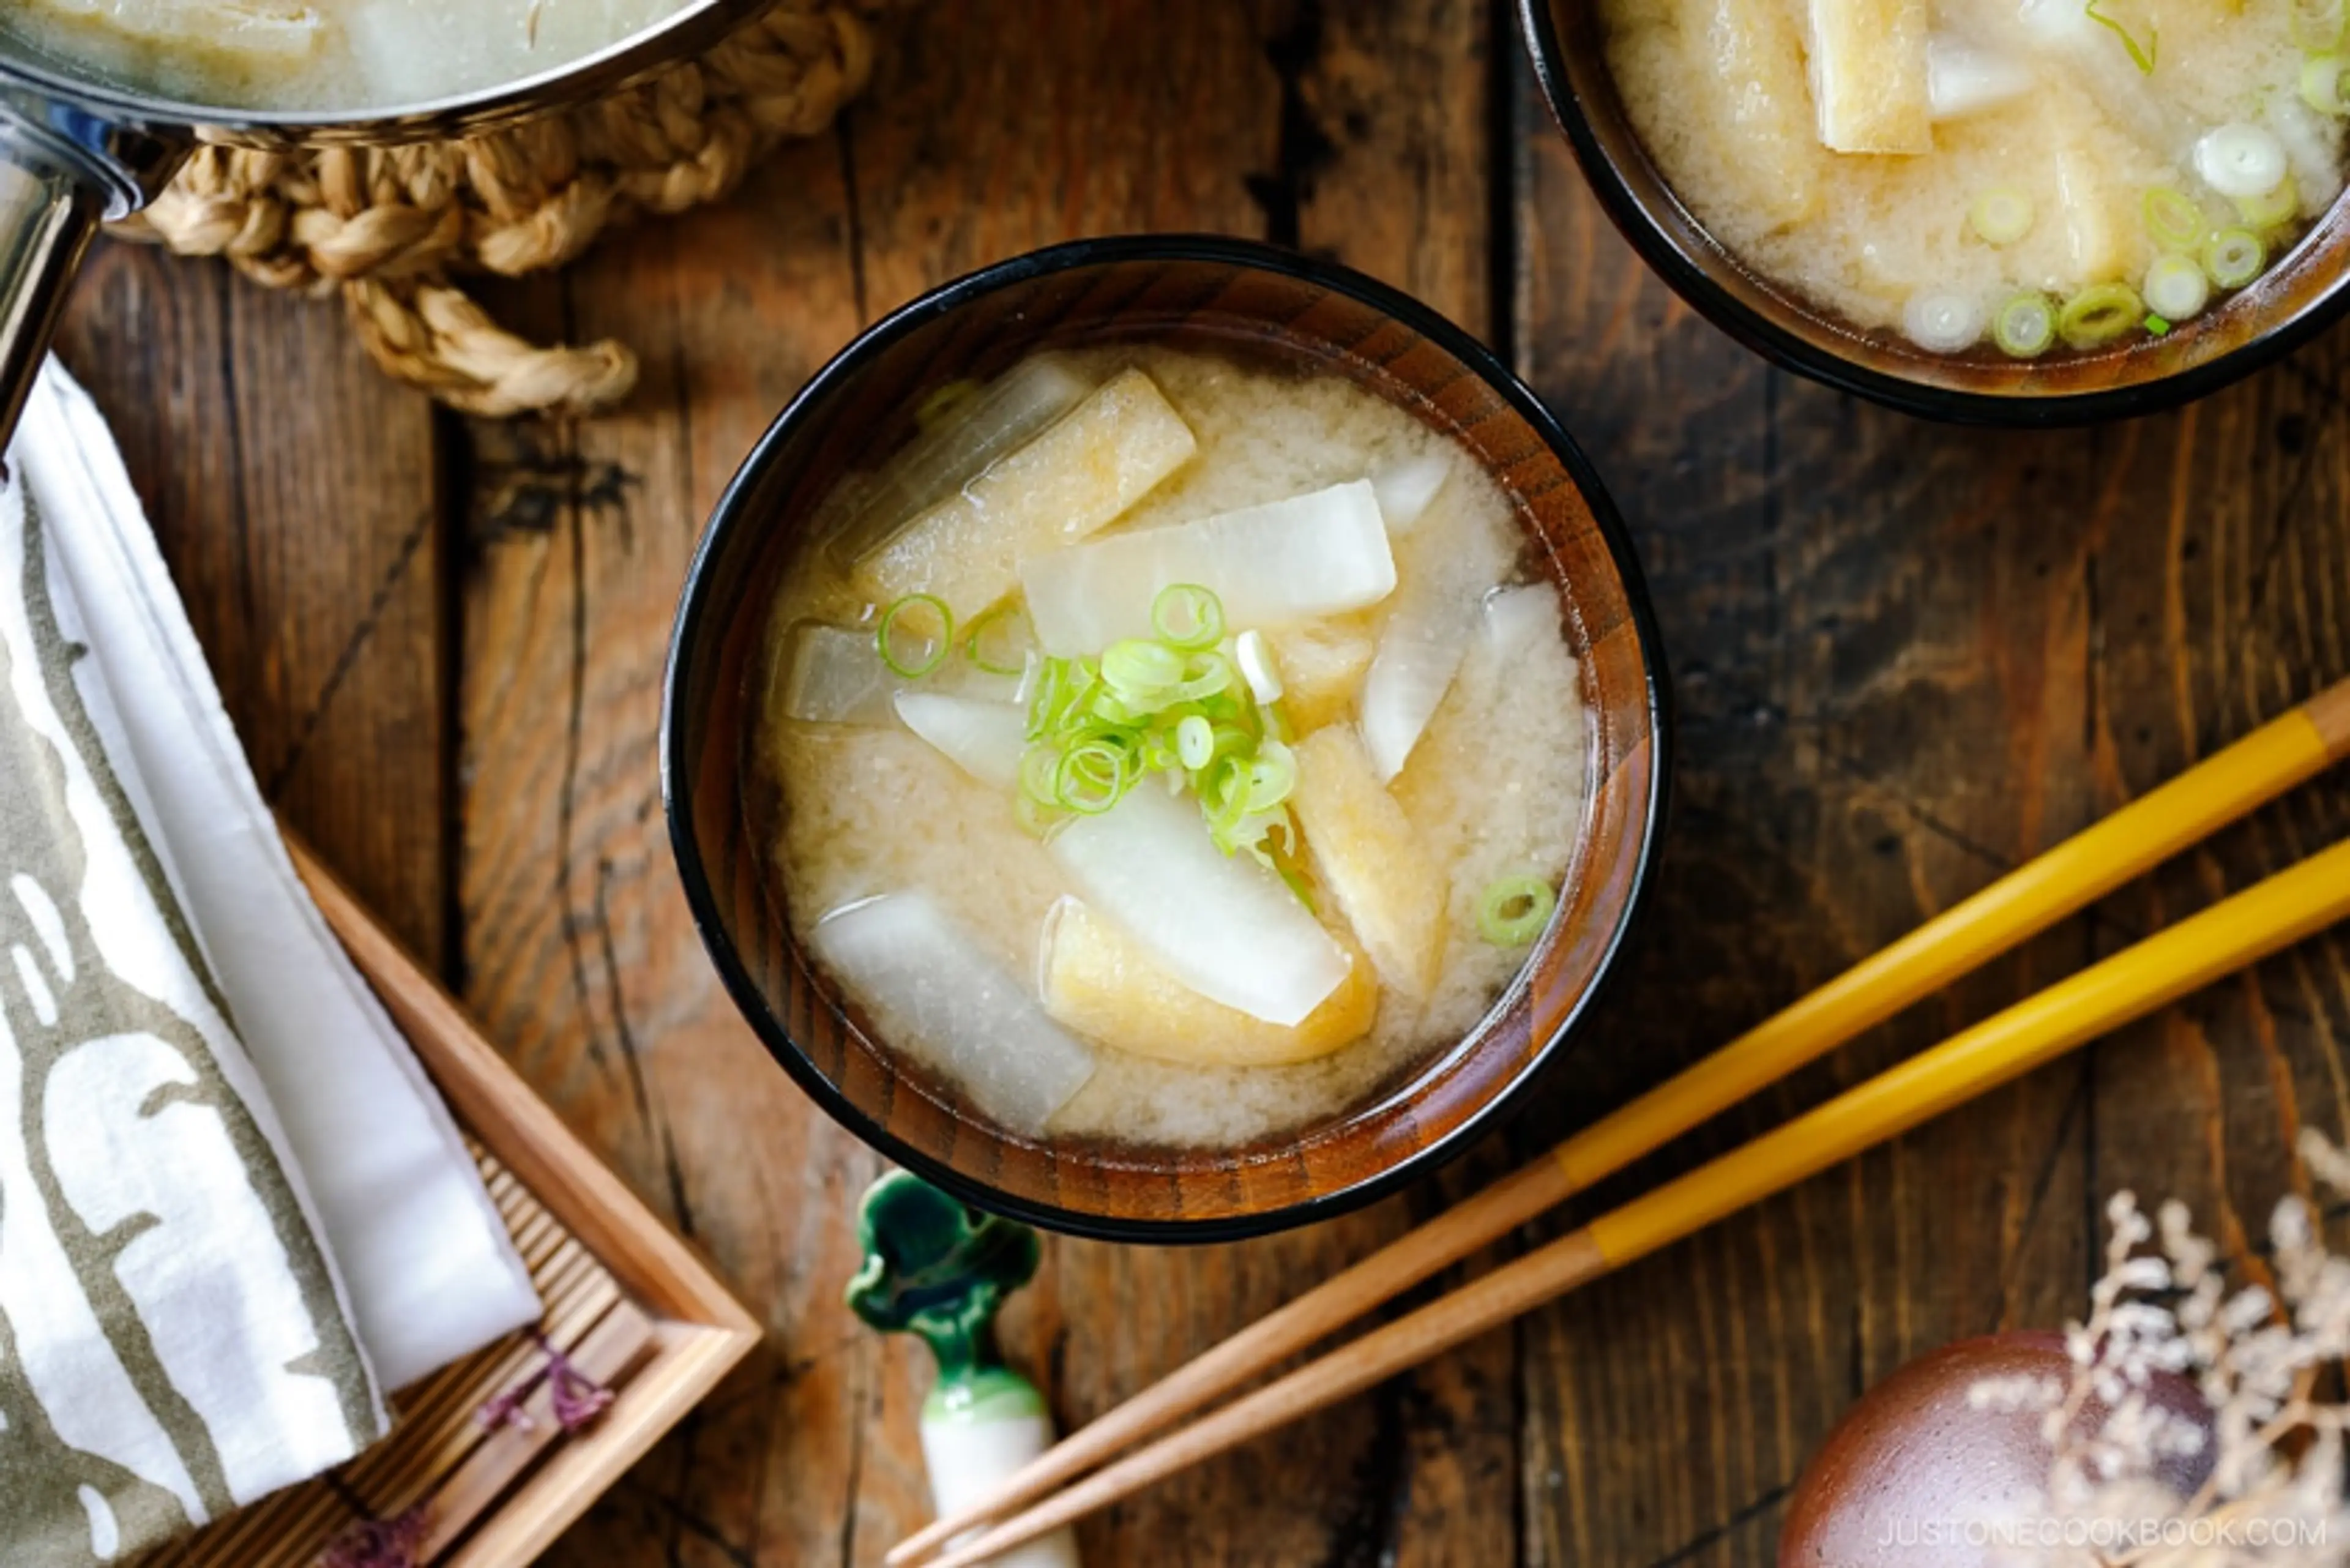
{"left": 914, "top": 379, "right": 982, "bottom": 433}
{"left": 2203, "top": 227, "right": 2268, "bottom": 290}
{"left": 2235, "top": 181, "right": 2300, "bottom": 229}
{"left": 1012, "top": 583, "right": 1305, "bottom": 882}
{"left": 2057, "top": 283, "right": 2145, "bottom": 351}
{"left": 1152, "top": 583, "right": 1225, "bottom": 649}
{"left": 1993, "top": 293, "right": 2057, "bottom": 359}
{"left": 2084, "top": 0, "right": 2157, "bottom": 73}
{"left": 1176, "top": 714, "right": 1214, "bottom": 771}
{"left": 2143, "top": 253, "right": 2212, "bottom": 323}
{"left": 960, "top": 603, "right": 1031, "bottom": 676}
{"left": 876, "top": 594, "right": 953, "bottom": 679}
{"left": 1968, "top": 187, "right": 2035, "bottom": 247}
{"left": 1477, "top": 875, "right": 1556, "bottom": 949}
{"left": 2144, "top": 187, "right": 2207, "bottom": 252}
{"left": 2305, "top": 53, "right": 2350, "bottom": 114}
{"left": 2144, "top": 314, "right": 2172, "bottom": 337}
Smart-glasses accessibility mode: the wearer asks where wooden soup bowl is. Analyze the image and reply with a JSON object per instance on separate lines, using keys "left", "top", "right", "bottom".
{"left": 662, "top": 236, "right": 1671, "bottom": 1241}
{"left": 1518, "top": 0, "right": 2350, "bottom": 427}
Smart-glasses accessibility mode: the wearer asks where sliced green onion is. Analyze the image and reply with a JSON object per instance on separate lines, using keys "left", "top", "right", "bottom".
{"left": 876, "top": 594, "right": 952, "bottom": 678}
{"left": 1020, "top": 744, "right": 1064, "bottom": 807}
{"left": 1902, "top": 292, "right": 1986, "bottom": 354}
{"left": 914, "top": 379, "right": 981, "bottom": 432}
{"left": 1056, "top": 737, "right": 1133, "bottom": 814}
{"left": 2057, "top": 283, "right": 2144, "bottom": 351}
{"left": 1969, "top": 187, "right": 2035, "bottom": 246}
{"left": 2297, "top": 0, "right": 2348, "bottom": 50}
{"left": 1164, "top": 652, "right": 1236, "bottom": 705}
{"left": 1175, "top": 714, "right": 1214, "bottom": 771}
{"left": 2304, "top": 53, "right": 2350, "bottom": 114}
{"left": 2143, "top": 252, "right": 2212, "bottom": 322}
{"left": 2084, "top": 0, "right": 2157, "bottom": 73}
{"left": 1151, "top": 583, "right": 1225, "bottom": 650}
{"left": 1993, "top": 293, "right": 2057, "bottom": 359}
{"left": 2196, "top": 124, "right": 2289, "bottom": 200}
{"left": 1243, "top": 740, "right": 1298, "bottom": 812}
{"left": 2234, "top": 180, "right": 2300, "bottom": 229}
{"left": 1100, "top": 638, "right": 1187, "bottom": 696}
{"left": 2144, "top": 314, "right": 2173, "bottom": 337}
{"left": 2203, "top": 227, "right": 2267, "bottom": 289}
{"left": 2143, "top": 186, "right": 2208, "bottom": 251}
{"left": 1478, "top": 875, "right": 1556, "bottom": 948}
{"left": 960, "top": 603, "right": 1029, "bottom": 676}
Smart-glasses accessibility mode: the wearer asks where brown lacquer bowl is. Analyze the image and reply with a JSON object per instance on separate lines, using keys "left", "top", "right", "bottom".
{"left": 1519, "top": 0, "right": 2350, "bottom": 426}
{"left": 663, "top": 236, "right": 1670, "bottom": 1241}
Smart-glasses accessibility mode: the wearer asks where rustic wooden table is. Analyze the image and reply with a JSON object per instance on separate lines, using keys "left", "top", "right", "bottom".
{"left": 52, "top": 4, "right": 2350, "bottom": 1563}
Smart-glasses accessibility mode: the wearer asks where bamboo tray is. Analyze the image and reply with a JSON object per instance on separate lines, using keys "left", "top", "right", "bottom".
{"left": 148, "top": 840, "right": 760, "bottom": 1567}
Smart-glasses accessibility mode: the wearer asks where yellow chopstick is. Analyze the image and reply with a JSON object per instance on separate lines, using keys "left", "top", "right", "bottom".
{"left": 920, "top": 836, "right": 2350, "bottom": 1568}
{"left": 889, "top": 676, "right": 2350, "bottom": 1567}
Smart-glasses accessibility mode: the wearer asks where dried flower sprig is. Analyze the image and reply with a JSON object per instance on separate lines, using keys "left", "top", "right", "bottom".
{"left": 317, "top": 1505, "right": 428, "bottom": 1568}
{"left": 1973, "top": 1130, "right": 2350, "bottom": 1564}
{"left": 477, "top": 1333, "right": 615, "bottom": 1436}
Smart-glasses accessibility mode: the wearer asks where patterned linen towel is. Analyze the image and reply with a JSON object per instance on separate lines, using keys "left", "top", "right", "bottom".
{"left": 17, "top": 364, "right": 539, "bottom": 1392}
{"left": 0, "top": 463, "right": 386, "bottom": 1562}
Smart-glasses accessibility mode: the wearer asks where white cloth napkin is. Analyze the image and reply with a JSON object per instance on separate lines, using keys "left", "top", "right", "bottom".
{"left": 14, "top": 360, "right": 540, "bottom": 1389}
{"left": 0, "top": 437, "right": 386, "bottom": 1564}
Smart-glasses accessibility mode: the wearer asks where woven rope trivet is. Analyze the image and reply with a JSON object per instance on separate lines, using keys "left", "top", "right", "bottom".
{"left": 108, "top": 0, "right": 885, "bottom": 418}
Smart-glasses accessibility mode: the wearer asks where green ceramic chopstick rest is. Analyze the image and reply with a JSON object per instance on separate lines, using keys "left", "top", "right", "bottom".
{"left": 848, "top": 1171, "right": 1080, "bottom": 1567}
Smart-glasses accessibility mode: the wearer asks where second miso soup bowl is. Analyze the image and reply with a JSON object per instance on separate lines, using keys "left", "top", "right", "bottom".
{"left": 663, "top": 236, "right": 1671, "bottom": 1242}
{"left": 1519, "top": 0, "right": 2350, "bottom": 427}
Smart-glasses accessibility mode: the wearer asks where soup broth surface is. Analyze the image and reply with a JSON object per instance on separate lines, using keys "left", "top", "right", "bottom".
{"left": 1600, "top": 0, "right": 2348, "bottom": 355}
{"left": 759, "top": 346, "right": 1593, "bottom": 1151}
{"left": 4, "top": 0, "right": 690, "bottom": 111}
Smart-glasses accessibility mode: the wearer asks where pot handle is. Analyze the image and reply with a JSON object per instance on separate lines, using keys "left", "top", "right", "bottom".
{"left": 0, "top": 146, "right": 100, "bottom": 452}
{"left": 0, "top": 104, "right": 182, "bottom": 454}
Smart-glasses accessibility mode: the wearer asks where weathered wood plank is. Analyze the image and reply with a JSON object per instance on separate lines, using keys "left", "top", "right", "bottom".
{"left": 455, "top": 3, "right": 1509, "bottom": 1564}
{"left": 53, "top": 240, "right": 450, "bottom": 964}
{"left": 1507, "top": 40, "right": 2350, "bottom": 1568}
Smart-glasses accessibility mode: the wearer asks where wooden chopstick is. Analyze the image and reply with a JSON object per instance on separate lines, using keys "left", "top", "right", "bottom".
{"left": 919, "top": 835, "right": 2350, "bottom": 1568}
{"left": 889, "top": 676, "right": 2350, "bottom": 1566}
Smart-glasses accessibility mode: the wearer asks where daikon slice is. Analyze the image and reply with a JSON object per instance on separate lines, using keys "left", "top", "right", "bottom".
{"left": 775, "top": 623, "right": 1019, "bottom": 726}
{"left": 810, "top": 894, "right": 1095, "bottom": 1139}
{"left": 1048, "top": 785, "right": 1349, "bottom": 1027}
{"left": 855, "top": 369, "right": 1197, "bottom": 622}
{"left": 1371, "top": 454, "right": 1454, "bottom": 533}
{"left": 1804, "top": 0, "right": 1933, "bottom": 155}
{"left": 1040, "top": 899, "right": 1376, "bottom": 1067}
{"left": 2015, "top": 0, "right": 2180, "bottom": 154}
{"left": 1022, "top": 480, "right": 1396, "bottom": 655}
{"left": 1357, "top": 537, "right": 1501, "bottom": 782}
{"left": 894, "top": 693, "right": 1026, "bottom": 788}
{"left": 1291, "top": 728, "right": 1448, "bottom": 999}
{"left": 816, "top": 355, "right": 1093, "bottom": 567}
{"left": 1480, "top": 584, "right": 1560, "bottom": 663}
{"left": 44, "top": 0, "right": 323, "bottom": 56}
{"left": 1927, "top": 35, "right": 2031, "bottom": 121}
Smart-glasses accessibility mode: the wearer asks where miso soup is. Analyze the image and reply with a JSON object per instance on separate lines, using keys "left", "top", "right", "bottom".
{"left": 756, "top": 347, "right": 1594, "bottom": 1151}
{"left": 1598, "top": 0, "right": 2350, "bottom": 357}
{"left": 4, "top": 0, "right": 690, "bottom": 111}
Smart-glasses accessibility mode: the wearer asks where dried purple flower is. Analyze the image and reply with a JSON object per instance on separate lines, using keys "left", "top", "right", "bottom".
{"left": 476, "top": 1333, "right": 614, "bottom": 1438}
{"left": 318, "top": 1506, "right": 428, "bottom": 1568}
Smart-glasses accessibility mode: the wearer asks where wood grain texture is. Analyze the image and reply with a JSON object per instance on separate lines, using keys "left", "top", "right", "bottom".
{"left": 46, "top": 2, "right": 2350, "bottom": 1564}
{"left": 1508, "top": 35, "right": 2350, "bottom": 1568}
{"left": 53, "top": 238, "right": 450, "bottom": 963}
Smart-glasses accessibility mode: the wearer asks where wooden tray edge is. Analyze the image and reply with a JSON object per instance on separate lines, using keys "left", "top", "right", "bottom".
{"left": 283, "top": 832, "right": 763, "bottom": 1564}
